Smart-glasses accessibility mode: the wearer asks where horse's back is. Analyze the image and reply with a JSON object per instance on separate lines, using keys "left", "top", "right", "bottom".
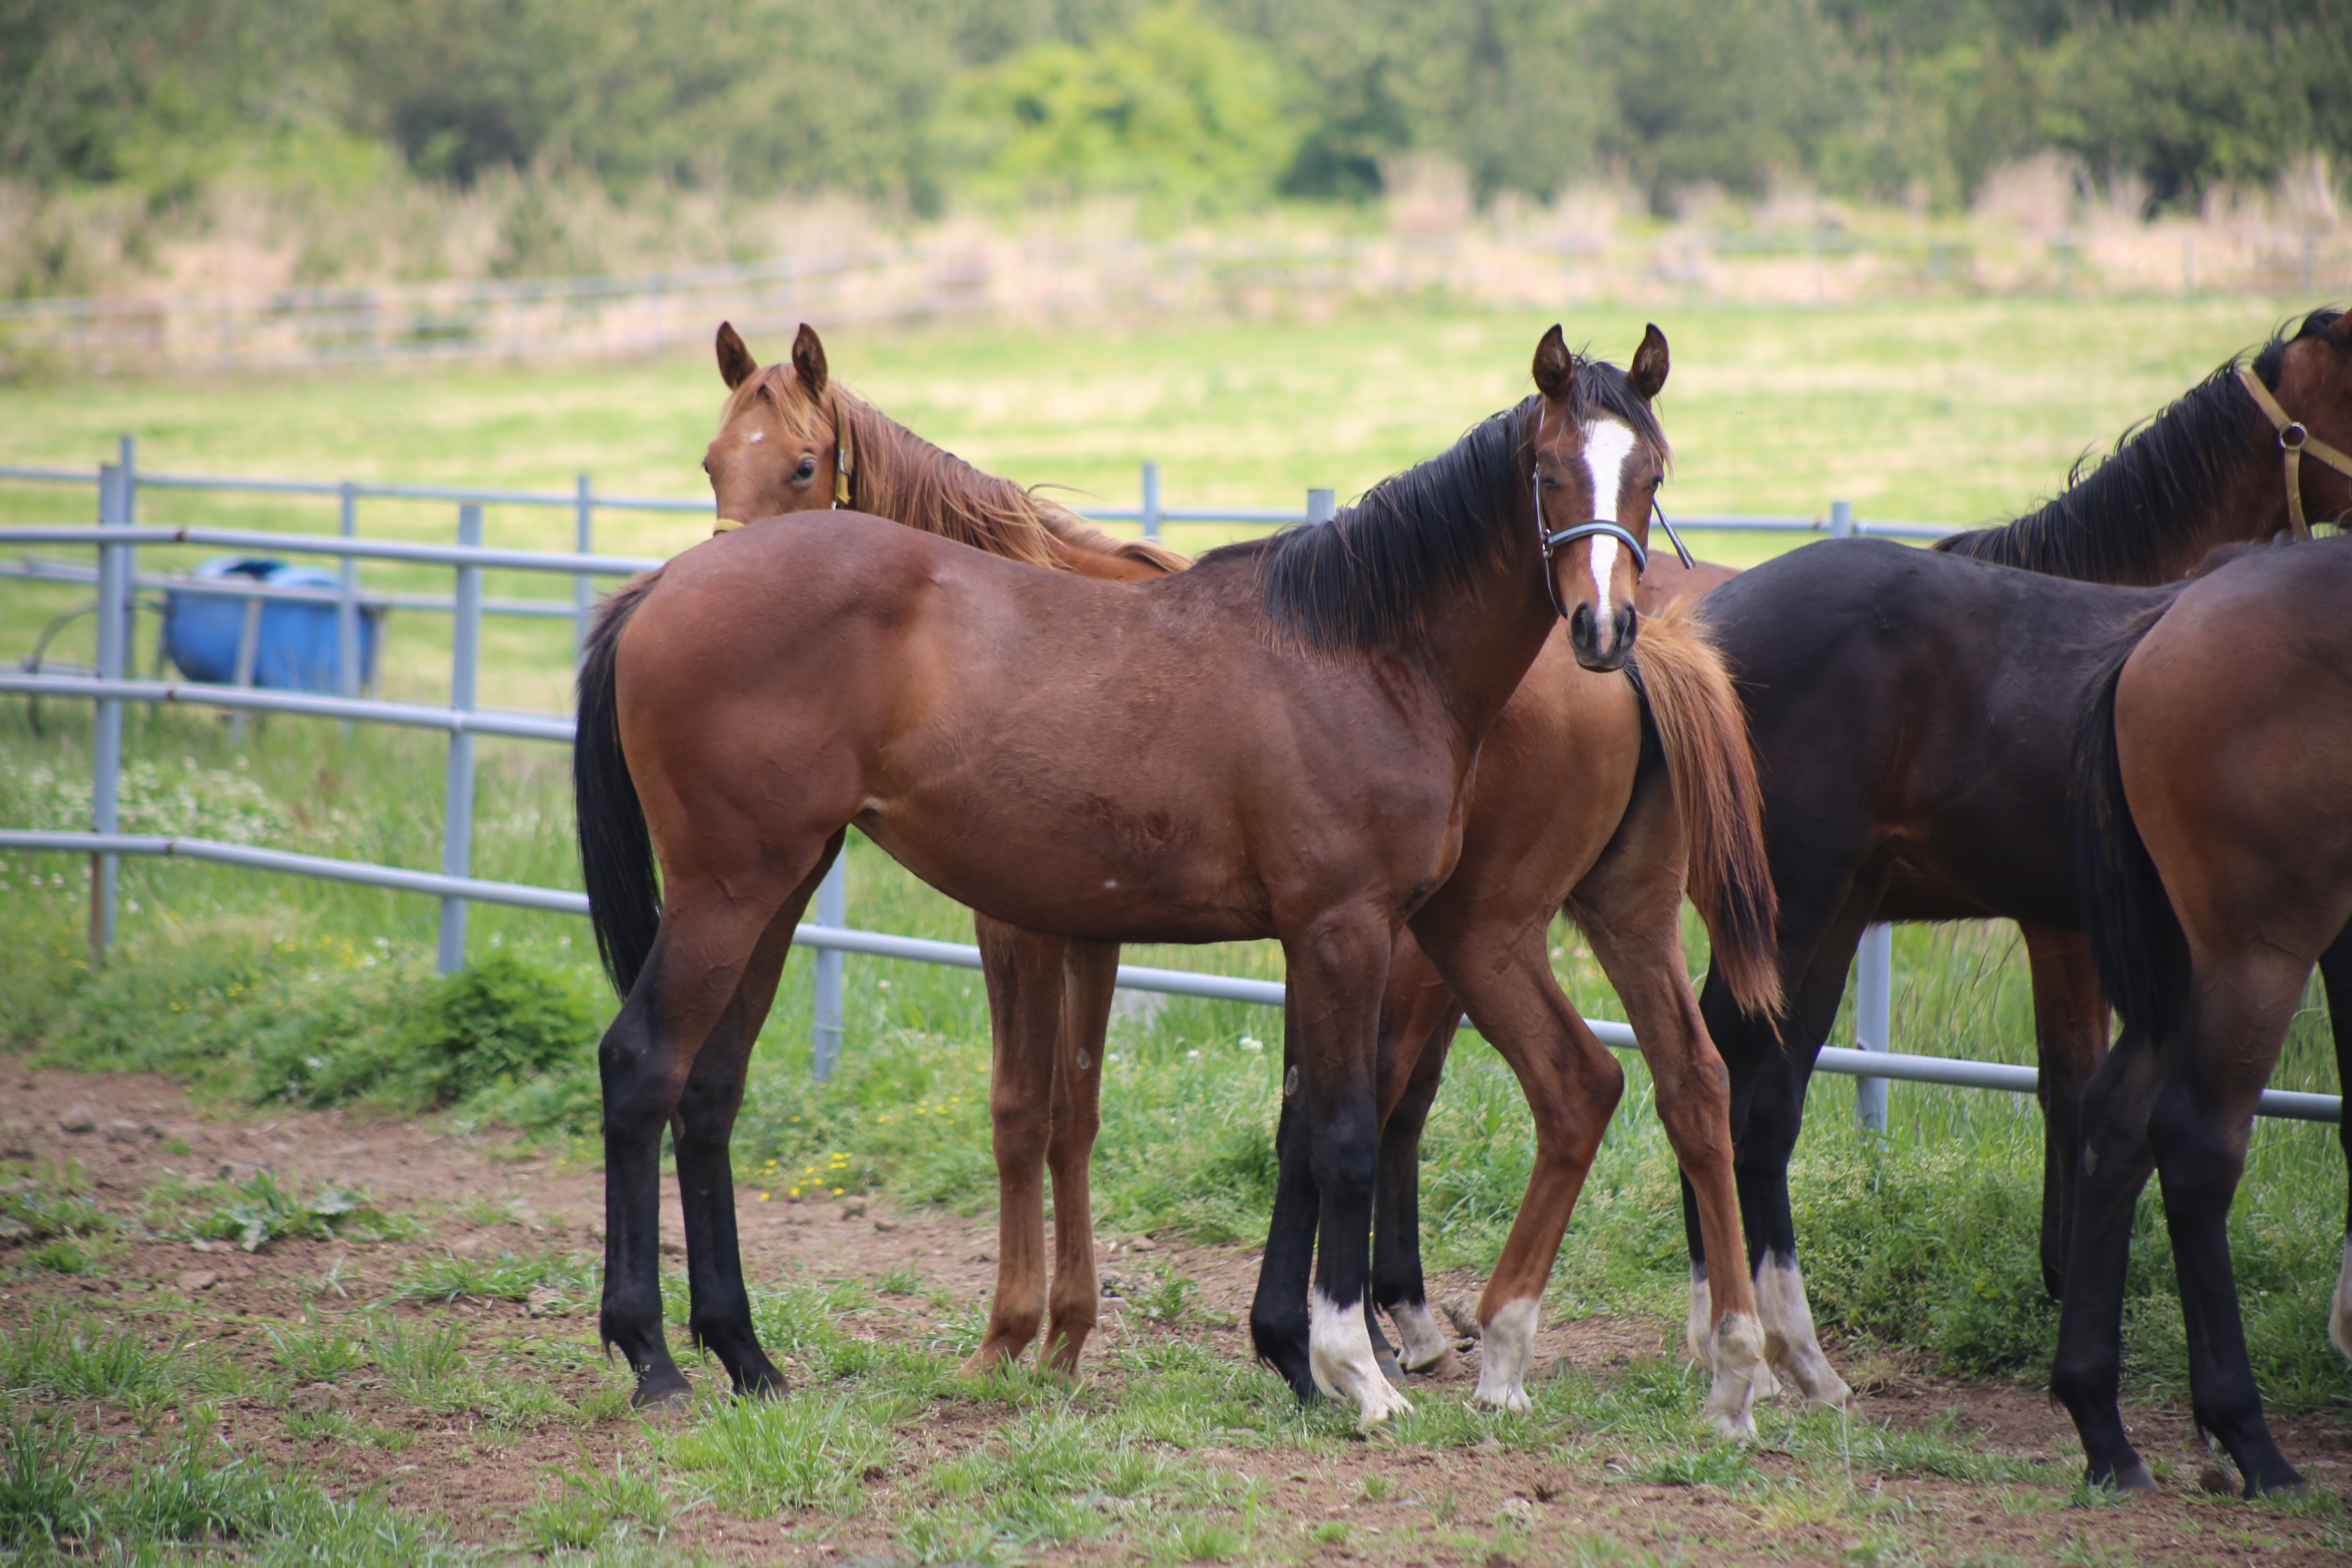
{"left": 1703, "top": 539, "right": 2171, "bottom": 925}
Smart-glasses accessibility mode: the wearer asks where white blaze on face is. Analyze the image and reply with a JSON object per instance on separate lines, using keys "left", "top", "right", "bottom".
{"left": 1579, "top": 418, "right": 1639, "bottom": 618}
{"left": 1308, "top": 1290, "right": 1414, "bottom": 1428}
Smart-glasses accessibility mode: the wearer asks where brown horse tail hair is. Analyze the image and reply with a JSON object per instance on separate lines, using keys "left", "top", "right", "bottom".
{"left": 1038, "top": 510, "right": 1192, "bottom": 574}
{"left": 574, "top": 571, "right": 663, "bottom": 998}
{"left": 1630, "top": 597, "right": 1783, "bottom": 1020}
{"left": 2071, "top": 606, "right": 2188, "bottom": 1048}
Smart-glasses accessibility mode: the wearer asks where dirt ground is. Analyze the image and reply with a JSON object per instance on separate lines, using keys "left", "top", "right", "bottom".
{"left": 6, "top": 1065, "right": 2350, "bottom": 1566}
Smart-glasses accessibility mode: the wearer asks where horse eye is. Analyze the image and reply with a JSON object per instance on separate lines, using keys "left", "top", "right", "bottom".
{"left": 795, "top": 457, "right": 818, "bottom": 481}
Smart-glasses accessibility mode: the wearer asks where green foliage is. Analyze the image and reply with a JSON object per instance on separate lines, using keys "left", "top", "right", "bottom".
{"left": 947, "top": 3, "right": 1305, "bottom": 212}
{"left": 2035, "top": 15, "right": 2312, "bottom": 213}
{"left": 400, "top": 949, "right": 598, "bottom": 1102}
{"left": 7, "top": 0, "right": 2345, "bottom": 227}
{"left": 187, "top": 1169, "right": 392, "bottom": 1252}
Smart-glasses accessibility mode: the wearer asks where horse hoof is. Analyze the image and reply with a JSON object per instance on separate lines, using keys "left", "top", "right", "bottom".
{"left": 733, "top": 1370, "right": 789, "bottom": 1401}
{"left": 1375, "top": 1350, "right": 1405, "bottom": 1386}
{"left": 631, "top": 1377, "right": 692, "bottom": 1417}
{"left": 2086, "top": 1461, "right": 2157, "bottom": 1494}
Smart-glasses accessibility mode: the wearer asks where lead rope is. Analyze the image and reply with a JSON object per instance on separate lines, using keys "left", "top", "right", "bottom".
{"left": 2235, "top": 366, "right": 2352, "bottom": 541}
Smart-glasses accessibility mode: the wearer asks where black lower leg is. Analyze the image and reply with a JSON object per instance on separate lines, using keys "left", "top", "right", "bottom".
{"left": 2152, "top": 1097, "right": 2299, "bottom": 1495}
{"left": 673, "top": 1002, "right": 784, "bottom": 1397}
{"left": 2050, "top": 1046, "right": 2162, "bottom": 1490}
{"left": 600, "top": 1010, "right": 688, "bottom": 1403}
{"left": 1250, "top": 1036, "right": 1320, "bottom": 1400}
{"left": 1371, "top": 1019, "right": 1452, "bottom": 1372}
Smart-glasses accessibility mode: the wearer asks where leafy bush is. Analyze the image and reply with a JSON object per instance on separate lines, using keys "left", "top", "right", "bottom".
{"left": 249, "top": 949, "right": 597, "bottom": 1113}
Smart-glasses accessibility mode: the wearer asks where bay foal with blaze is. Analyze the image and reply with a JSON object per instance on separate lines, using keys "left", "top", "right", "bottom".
{"left": 694, "top": 322, "right": 1780, "bottom": 1430}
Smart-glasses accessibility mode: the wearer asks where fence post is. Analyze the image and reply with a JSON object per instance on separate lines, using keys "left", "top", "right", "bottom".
{"left": 1307, "top": 488, "right": 1337, "bottom": 524}
{"left": 1854, "top": 922, "right": 1892, "bottom": 1132}
{"left": 89, "top": 464, "right": 127, "bottom": 963}
{"left": 1140, "top": 462, "right": 1161, "bottom": 543}
{"left": 337, "top": 481, "right": 360, "bottom": 706}
{"left": 438, "top": 503, "right": 483, "bottom": 975}
{"left": 1829, "top": 497, "right": 1853, "bottom": 539}
{"left": 574, "top": 473, "right": 594, "bottom": 661}
{"left": 811, "top": 857, "right": 847, "bottom": 1082}
{"left": 118, "top": 435, "right": 138, "bottom": 679}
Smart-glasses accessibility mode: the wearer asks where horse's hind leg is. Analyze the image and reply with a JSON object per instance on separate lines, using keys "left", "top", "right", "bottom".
{"left": 2316, "top": 930, "right": 2352, "bottom": 1361}
{"left": 672, "top": 841, "right": 838, "bottom": 1398}
{"left": 2051, "top": 1030, "right": 2165, "bottom": 1491}
{"left": 1040, "top": 938, "right": 1117, "bottom": 1374}
{"left": 1370, "top": 933, "right": 1463, "bottom": 1378}
{"left": 963, "top": 917, "right": 1069, "bottom": 1376}
{"left": 1412, "top": 915, "right": 1622, "bottom": 1416}
{"left": 2149, "top": 956, "right": 2308, "bottom": 1495}
{"left": 599, "top": 835, "right": 835, "bottom": 1408}
{"left": 2021, "top": 923, "right": 2108, "bottom": 1301}
{"left": 1691, "top": 862, "right": 1873, "bottom": 1408}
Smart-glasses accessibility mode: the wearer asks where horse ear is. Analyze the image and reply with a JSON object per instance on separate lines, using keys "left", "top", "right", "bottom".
{"left": 716, "top": 321, "right": 757, "bottom": 390}
{"left": 1532, "top": 325, "right": 1574, "bottom": 400}
{"left": 791, "top": 323, "right": 829, "bottom": 400}
{"left": 1629, "top": 324, "right": 1669, "bottom": 399}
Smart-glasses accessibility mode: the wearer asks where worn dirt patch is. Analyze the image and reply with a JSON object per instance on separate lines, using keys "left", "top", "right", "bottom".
{"left": 5, "top": 1065, "right": 2349, "bottom": 1566}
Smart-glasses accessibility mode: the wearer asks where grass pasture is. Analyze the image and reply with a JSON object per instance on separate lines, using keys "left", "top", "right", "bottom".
{"left": 2, "top": 293, "right": 2350, "bottom": 1562}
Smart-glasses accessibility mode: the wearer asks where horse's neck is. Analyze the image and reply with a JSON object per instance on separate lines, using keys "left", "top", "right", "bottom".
{"left": 2020, "top": 409, "right": 2281, "bottom": 586}
{"left": 1408, "top": 549, "right": 1566, "bottom": 747}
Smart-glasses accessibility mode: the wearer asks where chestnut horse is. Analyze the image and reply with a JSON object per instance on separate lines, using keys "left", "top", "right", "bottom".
{"left": 2068, "top": 533, "right": 2352, "bottom": 1496}
{"left": 1676, "top": 307, "right": 2352, "bottom": 1405}
{"left": 578, "top": 325, "right": 1768, "bottom": 1427}
{"left": 699, "top": 323, "right": 1781, "bottom": 1431}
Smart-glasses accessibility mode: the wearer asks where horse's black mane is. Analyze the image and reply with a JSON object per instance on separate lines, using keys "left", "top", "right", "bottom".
{"left": 1934, "top": 307, "right": 2346, "bottom": 580}
{"left": 1207, "top": 358, "right": 1665, "bottom": 651}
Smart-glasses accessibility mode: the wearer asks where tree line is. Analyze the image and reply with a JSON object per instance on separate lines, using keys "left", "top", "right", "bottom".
{"left": 4, "top": 0, "right": 2346, "bottom": 218}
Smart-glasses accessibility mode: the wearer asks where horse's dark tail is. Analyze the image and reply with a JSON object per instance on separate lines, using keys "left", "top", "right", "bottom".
{"left": 575, "top": 571, "right": 664, "bottom": 998}
{"left": 2071, "top": 606, "right": 2189, "bottom": 1045}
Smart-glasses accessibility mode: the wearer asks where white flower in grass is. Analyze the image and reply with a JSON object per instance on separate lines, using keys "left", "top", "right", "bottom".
{"left": 1238, "top": 1036, "right": 1264, "bottom": 1052}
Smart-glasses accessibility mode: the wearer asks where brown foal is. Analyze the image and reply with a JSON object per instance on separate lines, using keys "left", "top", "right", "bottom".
{"left": 689, "top": 322, "right": 1782, "bottom": 1432}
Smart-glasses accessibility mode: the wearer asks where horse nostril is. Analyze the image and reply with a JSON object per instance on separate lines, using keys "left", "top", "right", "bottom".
{"left": 1569, "top": 604, "right": 1594, "bottom": 646}
{"left": 1618, "top": 605, "right": 1639, "bottom": 645}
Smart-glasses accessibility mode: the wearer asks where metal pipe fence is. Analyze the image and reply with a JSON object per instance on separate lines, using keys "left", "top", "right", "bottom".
{"left": 1, "top": 455, "right": 2334, "bottom": 1120}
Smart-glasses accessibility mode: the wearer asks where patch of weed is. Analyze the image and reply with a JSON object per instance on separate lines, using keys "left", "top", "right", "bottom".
{"left": 188, "top": 1169, "right": 399, "bottom": 1252}
{"left": 662, "top": 1392, "right": 894, "bottom": 1513}
{"left": 394, "top": 1246, "right": 595, "bottom": 1307}
{"left": 265, "top": 1316, "right": 366, "bottom": 1383}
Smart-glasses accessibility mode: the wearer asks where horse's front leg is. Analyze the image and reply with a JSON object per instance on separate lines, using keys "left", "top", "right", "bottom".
{"left": 1041, "top": 938, "right": 1117, "bottom": 1373}
{"left": 1247, "top": 1001, "right": 1321, "bottom": 1400}
{"left": 962, "top": 916, "right": 1068, "bottom": 1376}
{"left": 1287, "top": 908, "right": 1413, "bottom": 1428}
{"left": 2020, "top": 922, "right": 2109, "bottom": 1301}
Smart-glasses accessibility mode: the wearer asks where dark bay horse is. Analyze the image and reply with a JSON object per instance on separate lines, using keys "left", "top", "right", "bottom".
{"left": 579, "top": 325, "right": 1730, "bottom": 1426}
{"left": 2068, "top": 533, "right": 2352, "bottom": 1495}
{"left": 692, "top": 323, "right": 1781, "bottom": 1430}
{"left": 1682, "top": 307, "right": 2352, "bottom": 1405}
